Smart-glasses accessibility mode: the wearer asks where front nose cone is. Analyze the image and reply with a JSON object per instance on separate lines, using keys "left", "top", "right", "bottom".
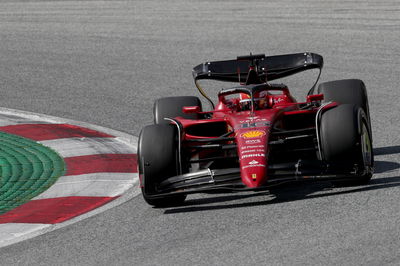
{"left": 236, "top": 129, "right": 269, "bottom": 188}
{"left": 241, "top": 168, "right": 267, "bottom": 187}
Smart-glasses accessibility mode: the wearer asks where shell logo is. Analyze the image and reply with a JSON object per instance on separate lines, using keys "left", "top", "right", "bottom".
{"left": 240, "top": 130, "right": 266, "bottom": 139}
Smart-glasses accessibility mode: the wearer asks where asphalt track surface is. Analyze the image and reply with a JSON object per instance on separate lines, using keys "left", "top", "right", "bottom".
{"left": 0, "top": 0, "right": 400, "bottom": 265}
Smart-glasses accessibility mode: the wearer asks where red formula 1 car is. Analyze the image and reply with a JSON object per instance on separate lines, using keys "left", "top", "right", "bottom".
{"left": 138, "top": 52, "right": 374, "bottom": 207}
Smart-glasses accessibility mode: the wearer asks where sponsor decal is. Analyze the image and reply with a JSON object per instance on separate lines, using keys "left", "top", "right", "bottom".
{"left": 241, "top": 145, "right": 264, "bottom": 150}
{"left": 239, "top": 117, "right": 267, "bottom": 123}
{"left": 240, "top": 130, "right": 266, "bottom": 139}
{"left": 245, "top": 139, "right": 262, "bottom": 144}
{"left": 242, "top": 149, "right": 265, "bottom": 154}
{"left": 242, "top": 149, "right": 256, "bottom": 154}
{"left": 241, "top": 153, "right": 265, "bottom": 159}
{"left": 243, "top": 164, "right": 265, "bottom": 169}
{"left": 274, "top": 97, "right": 285, "bottom": 104}
{"left": 249, "top": 160, "right": 259, "bottom": 165}
{"left": 252, "top": 174, "right": 257, "bottom": 180}
{"left": 236, "top": 122, "right": 271, "bottom": 130}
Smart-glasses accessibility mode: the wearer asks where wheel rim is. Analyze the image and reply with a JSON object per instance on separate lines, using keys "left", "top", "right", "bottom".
{"left": 361, "top": 122, "right": 372, "bottom": 168}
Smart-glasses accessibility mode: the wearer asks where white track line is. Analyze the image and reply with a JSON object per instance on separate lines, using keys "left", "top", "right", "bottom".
{"left": 0, "top": 224, "right": 51, "bottom": 245}
{"left": 33, "top": 173, "right": 139, "bottom": 199}
{"left": 0, "top": 119, "right": 50, "bottom": 127}
{"left": 40, "top": 137, "right": 136, "bottom": 157}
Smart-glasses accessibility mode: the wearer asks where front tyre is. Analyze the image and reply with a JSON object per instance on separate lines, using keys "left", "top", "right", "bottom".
{"left": 138, "top": 124, "right": 186, "bottom": 207}
{"left": 319, "top": 104, "right": 373, "bottom": 185}
{"left": 153, "top": 96, "right": 202, "bottom": 124}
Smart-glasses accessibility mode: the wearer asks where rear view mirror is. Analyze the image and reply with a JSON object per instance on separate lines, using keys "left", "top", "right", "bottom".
{"left": 182, "top": 106, "right": 200, "bottom": 114}
{"left": 307, "top": 94, "right": 324, "bottom": 102}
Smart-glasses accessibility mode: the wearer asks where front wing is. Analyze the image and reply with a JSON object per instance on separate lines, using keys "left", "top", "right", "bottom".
{"left": 144, "top": 160, "right": 368, "bottom": 199}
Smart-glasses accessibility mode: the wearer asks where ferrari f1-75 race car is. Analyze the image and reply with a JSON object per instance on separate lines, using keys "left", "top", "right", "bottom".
{"left": 138, "top": 52, "right": 374, "bottom": 207}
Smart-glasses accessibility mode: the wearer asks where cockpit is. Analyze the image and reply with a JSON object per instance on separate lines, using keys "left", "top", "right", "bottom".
{"left": 216, "top": 83, "right": 295, "bottom": 112}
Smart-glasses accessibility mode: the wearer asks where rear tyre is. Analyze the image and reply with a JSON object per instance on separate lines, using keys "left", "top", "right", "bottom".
{"left": 138, "top": 124, "right": 186, "bottom": 207}
{"left": 154, "top": 96, "right": 202, "bottom": 124}
{"left": 318, "top": 79, "right": 371, "bottom": 121}
{"left": 319, "top": 104, "right": 373, "bottom": 185}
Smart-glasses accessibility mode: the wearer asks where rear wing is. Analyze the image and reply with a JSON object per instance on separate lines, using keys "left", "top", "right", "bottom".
{"left": 192, "top": 52, "right": 323, "bottom": 83}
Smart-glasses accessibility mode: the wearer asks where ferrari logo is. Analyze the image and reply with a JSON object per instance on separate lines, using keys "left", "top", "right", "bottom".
{"left": 241, "top": 130, "right": 266, "bottom": 139}
{"left": 252, "top": 174, "right": 257, "bottom": 180}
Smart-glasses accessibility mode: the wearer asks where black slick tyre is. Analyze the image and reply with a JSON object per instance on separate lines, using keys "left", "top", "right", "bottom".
{"left": 318, "top": 79, "right": 370, "bottom": 121}
{"left": 319, "top": 104, "right": 373, "bottom": 185}
{"left": 153, "top": 96, "right": 202, "bottom": 124}
{"left": 137, "top": 124, "right": 186, "bottom": 207}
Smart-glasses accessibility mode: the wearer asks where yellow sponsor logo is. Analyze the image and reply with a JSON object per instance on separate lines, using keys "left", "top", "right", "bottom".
{"left": 241, "top": 130, "right": 266, "bottom": 139}
{"left": 252, "top": 174, "right": 257, "bottom": 180}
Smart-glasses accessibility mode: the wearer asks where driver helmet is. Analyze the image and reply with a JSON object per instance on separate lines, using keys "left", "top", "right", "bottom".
{"left": 239, "top": 93, "right": 251, "bottom": 111}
